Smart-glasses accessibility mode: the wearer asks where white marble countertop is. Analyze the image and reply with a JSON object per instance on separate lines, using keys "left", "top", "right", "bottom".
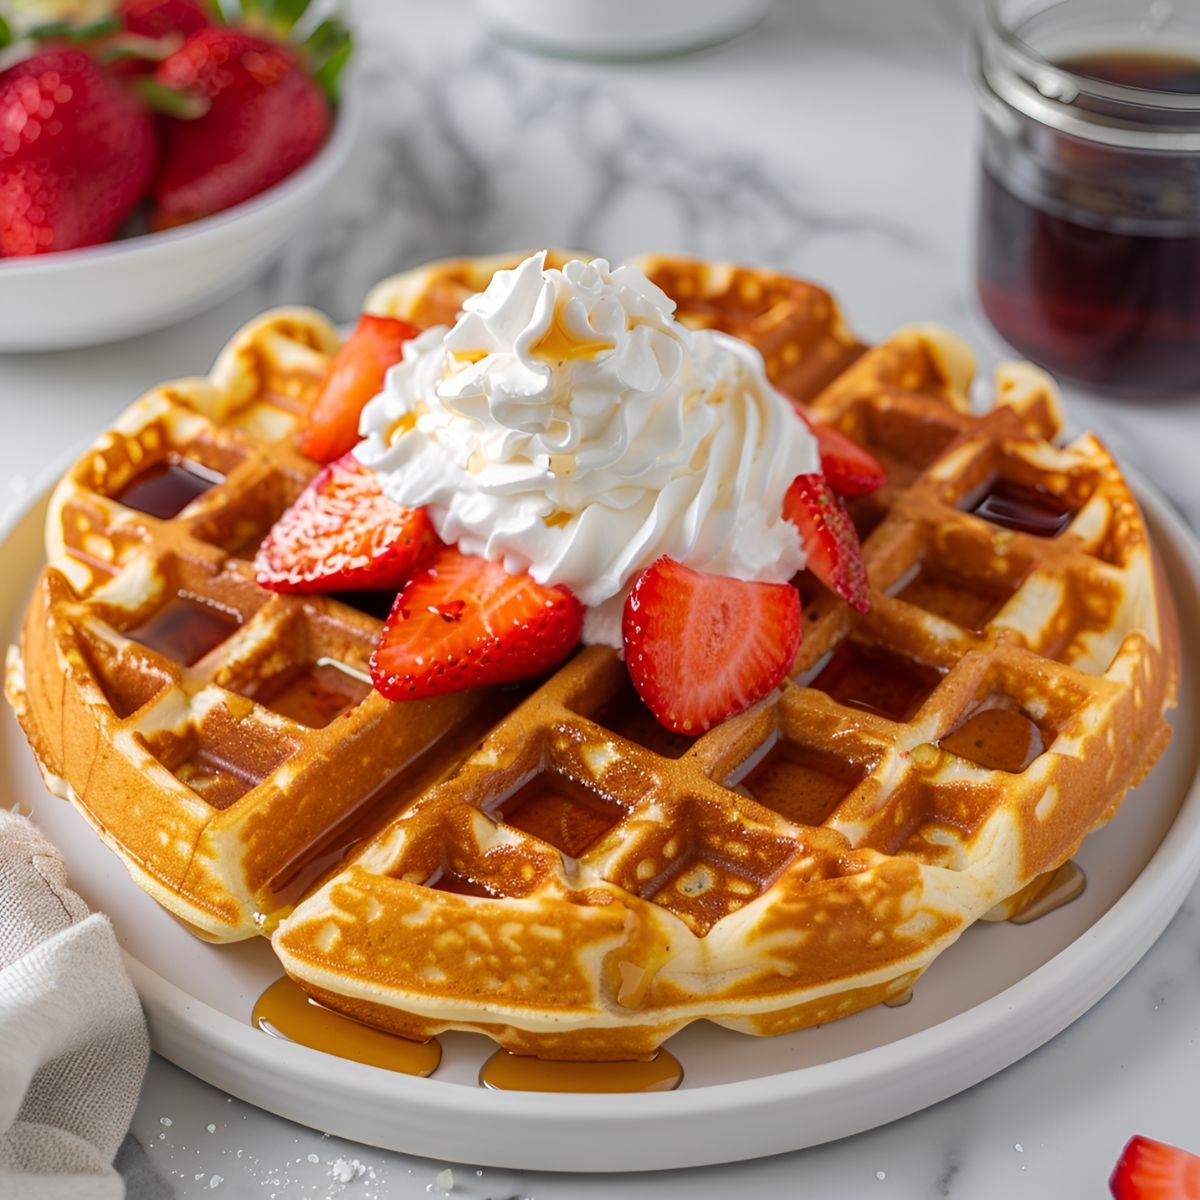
{"left": 2, "top": 1, "right": 1199, "bottom": 1196}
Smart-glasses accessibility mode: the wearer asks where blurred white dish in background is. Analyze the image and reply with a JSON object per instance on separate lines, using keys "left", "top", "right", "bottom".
{"left": 475, "top": 0, "right": 772, "bottom": 60}
{"left": 0, "top": 94, "right": 357, "bottom": 354}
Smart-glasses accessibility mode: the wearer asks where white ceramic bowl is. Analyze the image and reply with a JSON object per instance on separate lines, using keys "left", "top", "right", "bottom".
{"left": 0, "top": 94, "right": 357, "bottom": 353}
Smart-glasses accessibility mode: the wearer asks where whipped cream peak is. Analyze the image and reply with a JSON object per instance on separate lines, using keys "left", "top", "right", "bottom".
{"left": 356, "top": 252, "right": 820, "bottom": 648}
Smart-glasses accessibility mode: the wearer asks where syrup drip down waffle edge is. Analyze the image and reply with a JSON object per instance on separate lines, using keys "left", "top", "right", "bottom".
{"left": 6, "top": 250, "right": 1178, "bottom": 1061}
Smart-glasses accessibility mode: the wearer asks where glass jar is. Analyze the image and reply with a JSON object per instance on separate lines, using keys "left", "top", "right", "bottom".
{"left": 973, "top": 0, "right": 1200, "bottom": 398}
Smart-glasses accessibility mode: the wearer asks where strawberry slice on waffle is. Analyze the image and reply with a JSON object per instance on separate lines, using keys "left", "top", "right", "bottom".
{"left": 371, "top": 547, "right": 584, "bottom": 700}
{"left": 255, "top": 453, "right": 438, "bottom": 593}
{"left": 784, "top": 473, "right": 871, "bottom": 612}
{"left": 301, "top": 314, "right": 419, "bottom": 465}
{"left": 622, "top": 556, "right": 802, "bottom": 735}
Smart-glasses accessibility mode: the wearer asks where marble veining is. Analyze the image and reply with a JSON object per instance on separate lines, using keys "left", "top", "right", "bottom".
{"left": 1, "top": 0, "right": 1198, "bottom": 1196}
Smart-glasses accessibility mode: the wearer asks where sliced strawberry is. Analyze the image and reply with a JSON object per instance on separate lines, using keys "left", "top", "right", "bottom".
{"left": 255, "top": 453, "right": 438, "bottom": 593}
{"left": 783, "top": 473, "right": 871, "bottom": 613}
{"left": 1111, "top": 1135, "right": 1200, "bottom": 1199}
{"left": 794, "top": 408, "right": 887, "bottom": 497}
{"left": 300, "top": 314, "right": 419, "bottom": 464}
{"left": 370, "top": 547, "right": 583, "bottom": 700}
{"left": 622, "top": 557, "right": 801, "bottom": 736}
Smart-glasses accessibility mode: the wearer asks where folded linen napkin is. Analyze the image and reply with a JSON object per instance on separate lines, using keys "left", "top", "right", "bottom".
{"left": 0, "top": 809, "right": 149, "bottom": 1200}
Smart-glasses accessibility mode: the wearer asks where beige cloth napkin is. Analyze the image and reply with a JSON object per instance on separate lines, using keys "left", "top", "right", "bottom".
{"left": 0, "top": 809, "right": 149, "bottom": 1200}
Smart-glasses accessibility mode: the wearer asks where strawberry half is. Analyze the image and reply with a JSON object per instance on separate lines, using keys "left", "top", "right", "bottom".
{"left": 300, "top": 314, "right": 419, "bottom": 465}
{"left": 370, "top": 547, "right": 584, "bottom": 701}
{"left": 255, "top": 453, "right": 438, "bottom": 593}
{"left": 794, "top": 408, "right": 887, "bottom": 497}
{"left": 622, "top": 556, "right": 802, "bottom": 736}
{"left": 783, "top": 473, "right": 871, "bottom": 612}
{"left": 1111, "top": 1135, "right": 1200, "bottom": 1199}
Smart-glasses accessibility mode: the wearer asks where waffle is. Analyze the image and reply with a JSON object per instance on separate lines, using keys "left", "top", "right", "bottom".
{"left": 6, "top": 252, "right": 1177, "bottom": 1061}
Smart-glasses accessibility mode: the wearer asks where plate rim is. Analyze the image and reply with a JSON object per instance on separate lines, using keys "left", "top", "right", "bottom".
{"left": 4, "top": 464, "right": 1199, "bottom": 1171}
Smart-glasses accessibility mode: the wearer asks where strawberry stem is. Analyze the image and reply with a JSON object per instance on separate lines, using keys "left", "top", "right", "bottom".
{"left": 303, "top": 17, "right": 352, "bottom": 102}
{"left": 24, "top": 15, "right": 121, "bottom": 41}
{"left": 136, "top": 76, "right": 211, "bottom": 118}
{"left": 98, "top": 32, "right": 185, "bottom": 63}
{"left": 0, "top": 16, "right": 11, "bottom": 50}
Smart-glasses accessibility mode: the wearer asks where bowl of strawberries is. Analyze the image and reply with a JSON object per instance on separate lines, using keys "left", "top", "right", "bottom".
{"left": 0, "top": 0, "right": 355, "bottom": 351}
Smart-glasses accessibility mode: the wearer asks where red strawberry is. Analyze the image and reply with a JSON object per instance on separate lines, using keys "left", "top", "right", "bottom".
{"left": 795, "top": 408, "right": 887, "bottom": 497}
{"left": 783, "top": 473, "right": 871, "bottom": 612}
{"left": 301, "top": 315, "right": 420, "bottom": 465}
{"left": 0, "top": 48, "right": 157, "bottom": 256}
{"left": 1111, "top": 1135, "right": 1200, "bottom": 1199}
{"left": 622, "top": 556, "right": 801, "bottom": 736}
{"left": 370, "top": 548, "right": 583, "bottom": 701}
{"left": 120, "top": 0, "right": 211, "bottom": 40}
{"left": 150, "top": 24, "right": 335, "bottom": 227}
{"left": 255, "top": 453, "right": 439, "bottom": 593}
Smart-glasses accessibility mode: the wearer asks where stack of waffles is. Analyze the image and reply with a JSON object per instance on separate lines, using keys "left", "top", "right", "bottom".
{"left": 6, "top": 251, "right": 1177, "bottom": 1060}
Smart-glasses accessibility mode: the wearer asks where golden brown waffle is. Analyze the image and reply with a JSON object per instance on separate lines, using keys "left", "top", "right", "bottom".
{"left": 7, "top": 253, "right": 1177, "bottom": 1061}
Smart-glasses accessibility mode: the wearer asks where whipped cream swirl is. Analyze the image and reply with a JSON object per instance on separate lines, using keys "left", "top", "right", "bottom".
{"left": 356, "top": 252, "right": 819, "bottom": 648}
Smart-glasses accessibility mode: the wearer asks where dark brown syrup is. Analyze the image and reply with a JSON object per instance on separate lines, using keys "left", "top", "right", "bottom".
{"left": 116, "top": 457, "right": 224, "bottom": 519}
{"left": 809, "top": 642, "right": 943, "bottom": 722}
{"left": 732, "top": 739, "right": 864, "bottom": 827}
{"left": 252, "top": 976, "right": 441, "bottom": 1075}
{"left": 968, "top": 478, "right": 1075, "bottom": 538}
{"left": 939, "top": 707, "right": 1046, "bottom": 774}
{"left": 490, "top": 773, "right": 625, "bottom": 857}
{"left": 265, "top": 691, "right": 533, "bottom": 909}
{"left": 127, "top": 591, "right": 240, "bottom": 665}
{"left": 255, "top": 659, "right": 371, "bottom": 728}
{"left": 479, "top": 1048, "right": 683, "bottom": 1093}
{"left": 424, "top": 868, "right": 502, "bottom": 898}
{"left": 977, "top": 50, "right": 1200, "bottom": 396}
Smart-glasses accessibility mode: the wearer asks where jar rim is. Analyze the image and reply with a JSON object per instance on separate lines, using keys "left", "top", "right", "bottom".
{"left": 976, "top": 0, "right": 1200, "bottom": 149}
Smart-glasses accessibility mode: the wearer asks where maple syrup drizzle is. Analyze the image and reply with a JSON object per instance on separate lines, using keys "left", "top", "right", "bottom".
{"left": 252, "top": 977, "right": 441, "bottom": 1075}
{"left": 116, "top": 456, "right": 225, "bottom": 520}
{"left": 127, "top": 591, "right": 241, "bottom": 665}
{"left": 1007, "top": 860, "right": 1087, "bottom": 925}
{"left": 883, "top": 989, "right": 914, "bottom": 1008}
{"left": 479, "top": 1048, "right": 683, "bottom": 1093}
{"left": 732, "top": 738, "right": 865, "bottom": 827}
{"left": 968, "top": 478, "right": 1075, "bottom": 538}
{"left": 939, "top": 707, "right": 1046, "bottom": 774}
{"left": 808, "top": 641, "right": 943, "bottom": 723}
{"left": 490, "top": 773, "right": 625, "bottom": 858}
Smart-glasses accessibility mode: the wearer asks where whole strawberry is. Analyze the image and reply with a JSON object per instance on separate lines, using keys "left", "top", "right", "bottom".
{"left": 150, "top": 4, "right": 349, "bottom": 229}
{"left": 120, "top": 0, "right": 211, "bottom": 40}
{"left": 0, "top": 47, "right": 157, "bottom": 255}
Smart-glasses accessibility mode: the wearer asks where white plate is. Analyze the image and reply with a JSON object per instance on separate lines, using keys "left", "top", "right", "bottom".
{"left": 3, "top": 475, "right": 1198, "bottom": 1173}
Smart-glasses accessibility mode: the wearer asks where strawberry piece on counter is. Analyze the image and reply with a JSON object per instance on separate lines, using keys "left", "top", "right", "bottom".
{"left": 794, "top": 408, "right": 887, "bottom": 497}
{"left": 255, "top": 453, "right": 439, "bottom": 593}
{"left": 150, "top": 0, "right": 350, "bottom": 228}
{"left": 622, "top": 556, "right": 802, "bottom": 736}
{"left": 301, "top": 314, "right": 420, "bottom": 465}
{"left": 1111, "top": 1135, "right": 1200, "bottom": 1199}
{"left": 370, "top": 547, "right": 584, "bottom": 701}
{"left": 0, "top": 48, "right": 157, "bottom": 256}
{"left": 783, "top": 473, "right": 871, "bottom": 612}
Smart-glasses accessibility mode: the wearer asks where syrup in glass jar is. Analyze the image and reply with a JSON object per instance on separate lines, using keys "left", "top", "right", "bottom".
{"left": 974, "top": 1, "right": 1200, "bottom": 398}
